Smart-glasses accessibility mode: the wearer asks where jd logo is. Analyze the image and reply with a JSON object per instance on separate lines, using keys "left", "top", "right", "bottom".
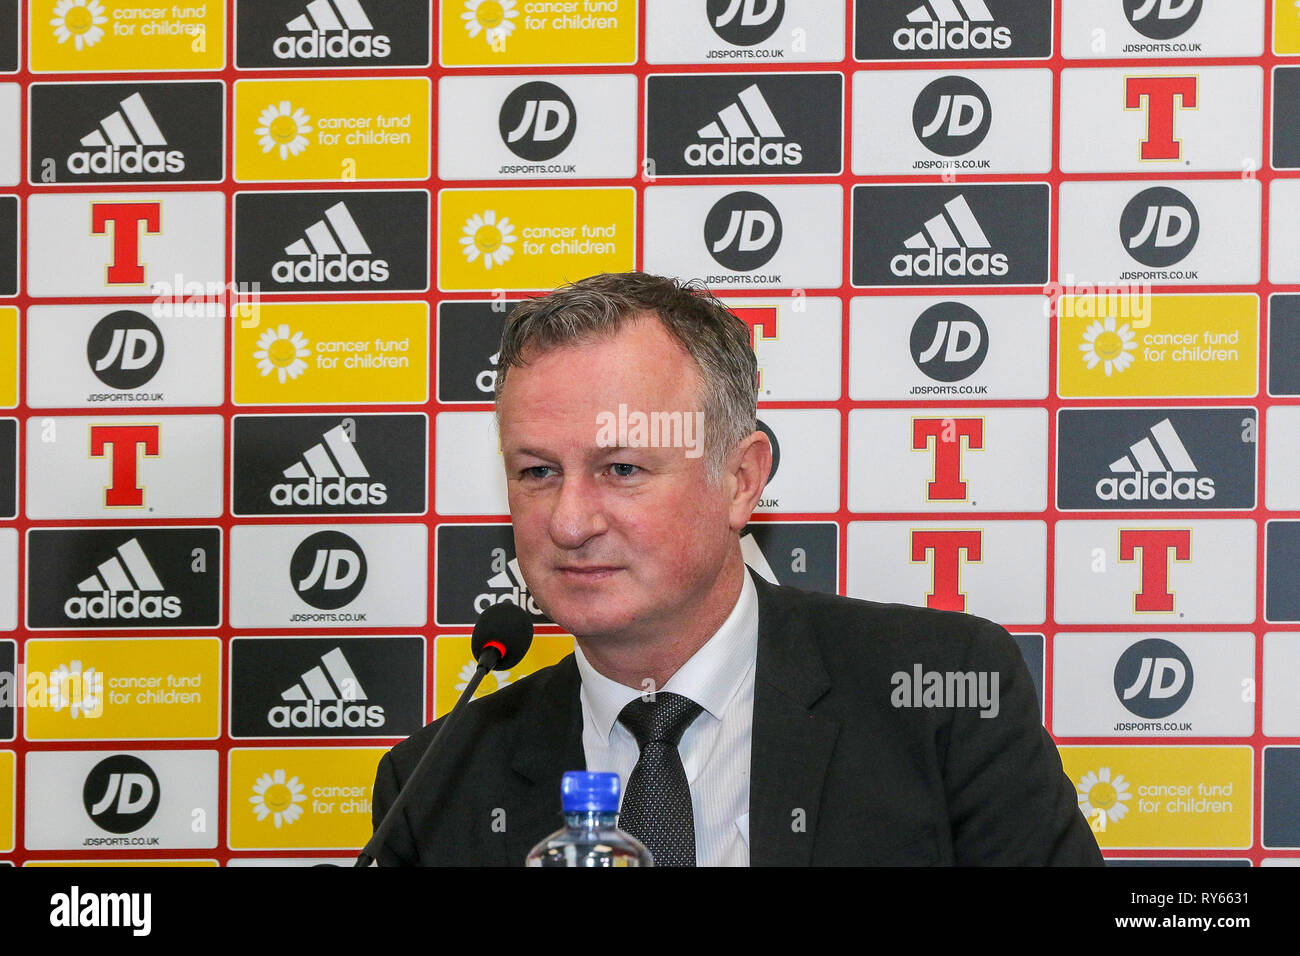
{"left": 86, "top": 310, "right": 165, "bottom": 390}
{"left": 1120, "top": 186, "right": 1199, "bottom": 267}
{"left": 708, "top": 0, "right": 784, "bottom": 46}
{"left": 1113, "top": 637, "right": 1194, "bottom": 719}
{"left": 704, "top": 191, "right": 782, "bottom": 271}
{"left": 83, "top": 754, "right": 161, "bottom": 833}
{"left": 290, "top": 530, "right": 367, "bottom": 609}
{"left": 1123, "top": 0, "right": 1202, "bottom": 40}
{"left": 499, "top": 81, "right": 576, "bottom": 163}
{"left": 912, "top": 75, "right": 991, "bottom": 156}
{"left": 909, "top": 301, "right": 988, "bottom": 382}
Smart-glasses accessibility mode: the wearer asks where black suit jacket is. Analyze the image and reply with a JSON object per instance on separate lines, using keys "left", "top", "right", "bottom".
{"left": 371, "top": 573, "right": 1104, "bottom": 865}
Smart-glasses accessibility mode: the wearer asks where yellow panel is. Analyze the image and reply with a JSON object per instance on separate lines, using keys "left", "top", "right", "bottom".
{"left": 26, "top": 859, "right": 218, "bottom": 866}
{"left": 25, "top": 638, "right": 220, "bottom": 740}
{"left": 440, "top": 0, "right": 636, "bottom": 65}
{"left": 233, "top": 302, "right": 428, "bottom": 405}
{"left": 234, "top": 78, "right": 430, "bottom": 182}
{"left": 30, "top": 1, "right": 224, "bottom": 72}
{"left": 1061, "top": 746, "right": 1253, "bottom": 849}
{"left": 228, "top": 747, "right": 387, "bottom": 851}
{"left": 433, "top": 633, "right": 574, "bottom": 718}
{"left": 1276, "top": 0, "right": 1300, "bottom": 53}
{"left": 0, "top": 308, "right": 17, "bottom": 408}
{"left": 1058, "top": 294, "right": 1257, "bottom": 398}
{"left": 0, "top": 751, "right": 12, "bottom": 853}
{"left": 439, "top": 188, "right": 635, "bottom": 292}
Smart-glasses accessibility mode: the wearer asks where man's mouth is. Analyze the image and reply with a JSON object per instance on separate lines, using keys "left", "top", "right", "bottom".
{"left": 555, "top": 564, "right": 621, "bottom": 577}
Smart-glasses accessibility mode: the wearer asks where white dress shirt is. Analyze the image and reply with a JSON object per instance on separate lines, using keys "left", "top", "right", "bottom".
{"left": 574, "top": 568, "right": 758, "bottom": 866}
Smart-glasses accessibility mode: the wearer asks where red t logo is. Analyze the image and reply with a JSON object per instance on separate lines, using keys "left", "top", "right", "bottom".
{"left": 911, "top": 529, "right": 982, "bottom": 612}
{"left": 1125, "top": 76, "right": 1197, "bottom": 161}
{"left": 731, "top": 305, "right": 777, "bottom": 390}
{"left": 912, "top": 417, "right": 984, "bottom": 501}
{"left": 1118, "top": 528, "right": 1191, "bottom": 612}
{"left": 90, "top": 424, "right": 160, "bottom": 508}
{"left": 91, "top": 202, "right": 162, "bottom": 285}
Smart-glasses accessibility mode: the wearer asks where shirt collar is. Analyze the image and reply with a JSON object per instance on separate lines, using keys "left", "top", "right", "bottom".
{"left": 575, "top": 567, "right": 760, "bottom": 744}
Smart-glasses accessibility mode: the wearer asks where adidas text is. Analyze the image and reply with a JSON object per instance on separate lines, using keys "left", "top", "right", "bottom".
{"left": 64, "top": 591, "right": 182, "bottom": 621}
{"left": 684, "top": 139, "right": 802, "bottom": 168}
{"left": 1096, "top": 473, "right": 1215, "bottom": 502}
{"left": 270, "top": 478, "right": 388, "bottom": 507}
{"left": 272, "top": 255, "right": 389, "bottom": 284}
{"left": 67, "top": 148, "right": 184, "bottom": 176}
{"left": 268, "top": 700, "right": 385, "bottom": 729}
{"left": 890, "top": 248, "right": 1009, "bottom": 278}
{"left": 893, "top": 22, "right": 1012, "bottom": 52}
{"left": 273, "top": 31, "right": 391, "bottom": 59}
{"left": 474, "top": 587, "right": 543, "bottom": 616}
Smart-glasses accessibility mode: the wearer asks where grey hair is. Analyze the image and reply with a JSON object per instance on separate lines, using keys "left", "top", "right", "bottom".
{"left": 493, "top": 272, "right": 759, "bottom": 482}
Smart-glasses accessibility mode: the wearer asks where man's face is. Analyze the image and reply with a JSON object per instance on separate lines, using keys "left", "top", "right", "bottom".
{"left": 497, "top": 314, "right": 742, "bottom": 647}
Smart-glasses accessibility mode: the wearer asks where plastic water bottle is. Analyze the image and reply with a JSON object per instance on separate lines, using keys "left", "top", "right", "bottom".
{"left": 525, "top": 771, "right": 653, "bottom": 867}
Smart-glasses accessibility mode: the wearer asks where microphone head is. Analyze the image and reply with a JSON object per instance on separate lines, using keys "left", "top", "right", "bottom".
{"left": 471, "top": 602, "right": 535, "bottom": 670}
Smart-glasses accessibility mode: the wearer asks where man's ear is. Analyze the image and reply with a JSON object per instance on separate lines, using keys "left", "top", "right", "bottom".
{"left": 726, "top": 430, "right": 772, "bottom": 531}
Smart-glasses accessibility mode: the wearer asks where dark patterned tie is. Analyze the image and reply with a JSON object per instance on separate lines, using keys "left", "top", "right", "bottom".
{"left": 616, "top": 692, "right": 704, "bottom": 867}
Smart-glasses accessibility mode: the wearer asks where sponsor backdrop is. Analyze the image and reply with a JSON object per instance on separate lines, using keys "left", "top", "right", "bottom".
{"left": 0, "top": 0, "right": 1295, "bottom": 866}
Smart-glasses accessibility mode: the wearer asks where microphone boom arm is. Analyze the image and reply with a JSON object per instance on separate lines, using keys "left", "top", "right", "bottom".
{"left": 354, "top": 645, "right": 501, "bottom": 868}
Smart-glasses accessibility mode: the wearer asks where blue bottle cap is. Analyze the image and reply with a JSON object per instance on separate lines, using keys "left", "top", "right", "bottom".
{"left": 561, "top": 771, "right": 621, "bottom": 813}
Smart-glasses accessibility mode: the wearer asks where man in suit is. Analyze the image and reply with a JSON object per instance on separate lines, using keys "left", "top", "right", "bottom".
{"left": 371, "top": 272, "right": 1103, "bottom": 866}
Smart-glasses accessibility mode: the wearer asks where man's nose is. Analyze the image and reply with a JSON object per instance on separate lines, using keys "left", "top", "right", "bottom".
{"left": 548, "top": 472, "right": 607, "bottom": 548}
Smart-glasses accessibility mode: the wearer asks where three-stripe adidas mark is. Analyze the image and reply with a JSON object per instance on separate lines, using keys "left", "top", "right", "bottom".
{"left": 288, "top": 0, "right": 373, "bottom": 32}
{"left": 81, "top": 92, "right": 166, "bottom": 148}
{"left": 1097, "top": 418, "right": 1215, "bottom": 502}
{"left": 893, "top": 0, "right": 1012, "bottom": 53}
{"left": 64, "top": 537, "right": 183, "bottom": 620}
{"left": 282, "top": 647, "right": 366, "bottom": 701}
{"left": 698, "top": 84, "right": 784, "bottom": 140}
{"left": 903, "top": 194, "right": 989, "bottom": 250}
{"left": 286, "top": 202, "right": 371, "bottom": 257}
{"left": 67, "top": 92, "right": 185, "bottom": 176}
{"left": 270, "top": 424, "right": 389, "bottom": 508}
{"left": 740, "top": 532, "right": 780, "bottom": 586}
{"left": 274, "top": 0, "right": 392, "bottom": 60}
{"left": 268, "top": 646, "right": 386, "bottom": 729}
{"left": 1109, "top": 418, "right": 1196, "bottom": 474}
{"left": 906, "top": 0, "right": 995, "bottom": 24}
{"left": 77, "top": 537, "right": 162, "bottom": 593}
{"left": 271, "top": 202, "right": 391, "bottom": 285}
{"left": 890, "top": 194, "right": 1009, "bottom": 278}
{"left": 475, "top": 557, "right": 545, "bottom": 618}
{"left": 686, "top": 83, "right": 802, "bottom": 168}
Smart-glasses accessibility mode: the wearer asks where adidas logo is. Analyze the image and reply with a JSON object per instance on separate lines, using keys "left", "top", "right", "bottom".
{"left": 685, "top": 84, "right": 802, "bottom": 169}
{"left": 271, "top": 201, "right": 390, "bottom": 285}
{"left": 474, "top": 556, "right": 544, "bottom": 617}
{"left": 270, "top": 424, "right": 388, "bottom": 507}
{"left": 893, "top": 0, "right": 1012, "bottom": 52}
{"left": 1096, "top": 418, "right": 1215, "bottom": 503}
{"left": 64, "top": 538, "right": 182, "bottom": 621}
{"left": 740, "top": 532, "right": 780, "bottom": 585}
{"left": 274, "top": 0, "right": 392, "bottom": 59}
{"left": 67, "top": 92, "right": 185, "bottom": 176}
{"left": 890, "top": 194, "right": 1009, "bottom": 278}
{"left": 268, "top": 647, "right": 385, "bottom": 729}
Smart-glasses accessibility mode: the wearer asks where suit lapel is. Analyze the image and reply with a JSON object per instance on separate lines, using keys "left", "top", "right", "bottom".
{"left": 748, "top": 574, "right": 840, "bottom": 866}
{"left": 497, "top": 575, "right": 840, "bottom": 866}
{"left": 505, "top": 655, "right": 586, "bottom": 865}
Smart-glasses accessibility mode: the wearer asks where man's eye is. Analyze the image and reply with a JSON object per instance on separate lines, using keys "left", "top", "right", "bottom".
{"left": 609, "top": 463, "right": 638, "bottom": 477}
{"left": 523, "top": 466, "right": 555, "bottom": 480}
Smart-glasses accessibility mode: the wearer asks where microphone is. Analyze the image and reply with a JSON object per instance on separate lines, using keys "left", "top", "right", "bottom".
{"left": 355, "top": 603, "right": 534, "bottom": 867}
{"left": 471, "top": 601, "right": 535, "bottom": 670}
